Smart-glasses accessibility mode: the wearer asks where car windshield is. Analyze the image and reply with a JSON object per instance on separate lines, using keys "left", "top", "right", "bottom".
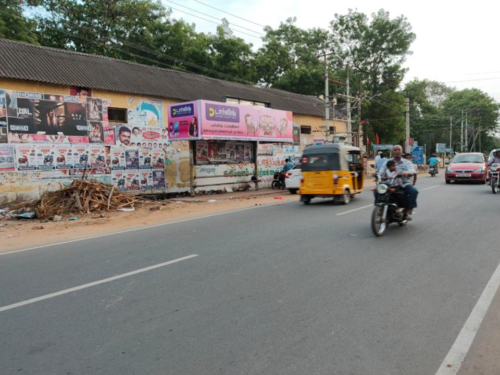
{"left": 452, "top": 154, "right": 483, "bottom": 163}
{"left": 293, "top": 164, "right": 302, "bottom": 170}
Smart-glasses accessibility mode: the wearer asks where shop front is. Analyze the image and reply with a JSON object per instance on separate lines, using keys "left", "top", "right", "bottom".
{"left": 167, "top": 100, "right": 293, "bottom": 194}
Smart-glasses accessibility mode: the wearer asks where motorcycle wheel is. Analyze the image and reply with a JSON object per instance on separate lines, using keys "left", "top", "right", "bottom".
{"left": 492, "top": 179, "right": 498, "bottom": 194}
{"left": 271, "top": 181, "right": 279, "bottom": 189}
{"left": 371, "top": 206, "right": 387, "bottom": 237}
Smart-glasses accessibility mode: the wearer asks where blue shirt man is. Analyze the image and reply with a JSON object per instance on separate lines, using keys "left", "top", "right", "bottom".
{"left": 428, "top": 156, "right": 439, "bottom": 167}
{"left": 282, "top": 159, "right": 294, "bottom": 173}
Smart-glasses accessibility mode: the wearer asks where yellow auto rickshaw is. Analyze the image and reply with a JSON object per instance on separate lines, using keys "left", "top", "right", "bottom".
{"left": 299, "top": 144, "right": 364, "bottom": 205}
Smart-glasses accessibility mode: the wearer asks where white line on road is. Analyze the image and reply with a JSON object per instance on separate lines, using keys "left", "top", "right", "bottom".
{"left": 0, "top": 254, "right": 198, "bottom": 313}
{"left": 423, "top": 185, "right": 440, "bottom": 191}
{"left": 336, "top": 204, "right": 373, "bottom": 216}
{"left": 435, "top": 259, "right": 500, "bottom": 375}
{"left": 0, "top": 201, "right": 291, "bottom": 257}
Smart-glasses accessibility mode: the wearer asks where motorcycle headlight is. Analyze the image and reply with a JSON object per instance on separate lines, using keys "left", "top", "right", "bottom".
{"left": 376, "top": 184, "right": 388, "bottom": 194}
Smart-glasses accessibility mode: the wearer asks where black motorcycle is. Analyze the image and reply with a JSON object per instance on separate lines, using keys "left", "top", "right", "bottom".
{"left": 271, "top": 171, "right": 287, "bottom": 189}
{"left": 371, "top": 176, "right": 409, "bottom": 237}
{"left": 490, "top": 163, "right": 499, "bottom": 194}
{"left": 428, "top": 166, "right": 437, "bottom": 177}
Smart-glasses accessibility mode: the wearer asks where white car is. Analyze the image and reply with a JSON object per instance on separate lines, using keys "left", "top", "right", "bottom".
{"left": 285, "top": 164, "right": 302, "bottom": 194}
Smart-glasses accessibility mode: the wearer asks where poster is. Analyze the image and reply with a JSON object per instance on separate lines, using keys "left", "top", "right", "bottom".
{"left": 0, "top": 89, "right": 6, "bottom": 118}
{"left": 125, "top": 170, "right": 141, "bottom": 191}
{"left": 102, "top": 99, "right": 110, "bottom": 123}
{"left": 0, "top": 145, "right": 15, "bottom": 172}
{"left": 111, "top": 170, "right": 127, "bottom": 191}
{"left": 151, "top": 148, "right": 165, "bottom": 169}
{"left": 89, "top": 121, "right": 104, "bottom": 143}
{"left": 167, "top": 101, "right": 200, "bottom": 140}
{"left": 54, "top": 145, "right": 72, "bottom": 169}
{"left": 139, "top": 147, "right": 153, "bottom": 169}
{"left": 103, "top": 123, "right": 115, "bottom": 145}
{"left": 72, "top": 144, "right": 90, "bottom": 168}
{"left": 257, "top": 143, "right": 273, "bottom": 156}
{"left": 87, "top": 98, "right": 103, "bottom": 121}
{"left": 69, "top": 87, "right": 92, "bottom": 102}
{"left": 0, "top": 122, "right": 6, "bottom": 144}
{"left": 235, "top": 143, "right": 244, "bottom": 160}
{"left": 244, "top": 143, "right": 253, "bottom": 162}
{"left": 115, "top": 124, "right": 132, "bottom": 146}
{"left": 105, "top": 145, "right": 126, "bottom": 170}
{"left": 36, "top": 144, "right": 56, "bottom": 170}
{"left": 153, "top": 170, "right": 166, "bottom": 189}
{"left": 225, "top": 142, "right": 235, "bottom": 161}
{"left": 125, "top": 149, "right": 139, "bottom": 169}
{"left": 139, "top": 170, "right": 154, "bottom": 190}
{"left": 129, "top": 126, "right": 168, "bottom": 148}
{"left": 15, "top": 144, "right": 37, "bottom": 170}
{"left": 88, "top": 145, "right": 106, "bottom": 168}
{"left": 196, "top": 142, "right": 209, "bottom": 162}
{"left": 127, "top": 97, "right": 163, "bottom": 127}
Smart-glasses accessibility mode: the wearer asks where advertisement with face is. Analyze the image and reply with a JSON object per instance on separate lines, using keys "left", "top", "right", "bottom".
{"left": 167, "top": 101, "right": 200, "bottom": 140}
{"left": 36, "top": 144, "right": 56, "bottom": 170}
{"left": 15, "top": 144, "right": 37, "bottom": 170}
{"left": 0, "top": 145, "right": 15, "bottom": 172}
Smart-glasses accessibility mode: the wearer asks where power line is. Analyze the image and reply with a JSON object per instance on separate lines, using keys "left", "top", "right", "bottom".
{"left": 193, "top": 0, "right": 266, "bottom": 28}
{"left": 164, "top": 0, "right": 264, "bottom": 36}
{"left": 165, "top": 4, "right": 262, "bottom": 40}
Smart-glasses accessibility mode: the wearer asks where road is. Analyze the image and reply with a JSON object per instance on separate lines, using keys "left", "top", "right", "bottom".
{"left": 1, "top": 176, "right": 499, "bottom": 375}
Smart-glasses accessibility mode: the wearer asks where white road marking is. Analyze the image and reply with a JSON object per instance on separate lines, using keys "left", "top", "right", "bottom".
{"left": 435, "top": 259, "right": 500, "bottom": 375}
{"left": 423, "top": 185, "right": 440, "bottom": 191}
{"left": 336, "top": 204, "right": 373, "bottom": 216}
{"left": 0, "top": 201, "right": 291, "bottom": 257}
{"left": 0, "top": 254, "right": 198, "bottom": 313}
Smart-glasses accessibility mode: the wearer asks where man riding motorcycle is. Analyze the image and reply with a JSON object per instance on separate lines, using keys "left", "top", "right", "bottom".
{"left": 488, "top": 150, "right": 500, "bottom": 166}
{"left": 427, "top": 153, "right": 439, "bottom": 174}
{"left": 377, "top": 145, "right": 419, "bottom": 220}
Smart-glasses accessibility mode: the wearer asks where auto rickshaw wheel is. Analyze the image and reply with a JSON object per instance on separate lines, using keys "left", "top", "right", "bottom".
{"left": 342, "top": 189, "right": 351, "bottom": 205}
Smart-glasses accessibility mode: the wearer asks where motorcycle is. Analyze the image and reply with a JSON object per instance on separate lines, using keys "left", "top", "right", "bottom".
{"left": 371, "top": 176, "right": 410, "bottom": 237}
{"left": 428, "top": 166, "right": 437, "bottom": 177}
{"left": 490, "top": 163, "right": 499, "bottom": 194}
{"left": 271, "top": 171, "right": 287, "bottom": 189}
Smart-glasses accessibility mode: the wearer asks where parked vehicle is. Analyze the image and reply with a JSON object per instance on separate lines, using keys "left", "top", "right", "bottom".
{"left": 371, "top": 176, "right": 409, "bottom": 237}
{"left": 445, "top": 153, "right": 488, "bottom": 184}
{"left": 300, "top": 144, "right": 364, "bottom": 205}
{"left": 285, "top": 164, "right": 301, "bottom": 194}
{"left": 490, "top": 163, "right": 500, "bottom": 194}
{"left": 271, "top": 171, "right": 286, "bottom": 190}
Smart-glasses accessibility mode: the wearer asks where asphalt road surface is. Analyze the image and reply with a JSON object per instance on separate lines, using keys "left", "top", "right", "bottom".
{"left": 1, "top": 175, "right": 499, "bottom": 375}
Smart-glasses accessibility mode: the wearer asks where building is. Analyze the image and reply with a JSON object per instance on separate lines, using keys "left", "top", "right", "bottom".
{"left": 0, "top": 38, "right": 348, "bottom": 203}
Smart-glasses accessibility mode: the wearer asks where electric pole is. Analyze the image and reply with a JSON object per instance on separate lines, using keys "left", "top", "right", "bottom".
{"left": 405, "top": 91, "right": 410, "bottom": 153}
{"left": 461, "top": 110, "right": 464, "bottom": 152}
{"left": 358, "top": 91, "right": 362, "bottom": 149}
{"left": 450, "top": 117, "right": 453, "bottom": 150}
{"left": 346, "top": 64, "right": 352, "bottom": 145}
{"left": 324, "top": 54, "right": 330, "bottom": 141}
{"left": 465, "top": 111, "right": 468, "bottom": 152}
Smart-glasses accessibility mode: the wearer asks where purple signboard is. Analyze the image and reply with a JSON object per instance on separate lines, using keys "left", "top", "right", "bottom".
{"left": 167, "top": 101, "right": 200, "bottom": 140}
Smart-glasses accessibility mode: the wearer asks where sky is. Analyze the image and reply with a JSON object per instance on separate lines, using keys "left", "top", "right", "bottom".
{"left": 164, "top": 0, "right": 500, "bottom": 102}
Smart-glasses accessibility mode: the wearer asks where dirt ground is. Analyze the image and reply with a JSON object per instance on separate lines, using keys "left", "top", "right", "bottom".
{"left": 0, "top": 192, "right": 299, "bottom": 253}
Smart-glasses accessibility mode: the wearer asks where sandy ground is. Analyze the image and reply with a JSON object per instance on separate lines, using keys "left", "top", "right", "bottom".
{"left": 0, "top": 192, "right": 300, "bottom": 253}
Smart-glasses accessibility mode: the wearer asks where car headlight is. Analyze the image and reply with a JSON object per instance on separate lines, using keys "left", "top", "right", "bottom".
{"left": 446, "top": 168, "right": 453, "bottom": 173}
{"left": 475, "top": 169, "right": 484, "bottom": 173}
{"left": 376, "top": 184, "right": 388, "bottom": 194}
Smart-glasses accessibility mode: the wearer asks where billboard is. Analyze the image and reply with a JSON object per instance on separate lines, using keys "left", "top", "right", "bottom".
{"left": 167, "top": 101, "right": 200, "bottom": 141}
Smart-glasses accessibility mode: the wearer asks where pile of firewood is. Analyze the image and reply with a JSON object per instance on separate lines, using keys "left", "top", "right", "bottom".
{"left": 35, "top": 180, "right": 140, "bottom": 219}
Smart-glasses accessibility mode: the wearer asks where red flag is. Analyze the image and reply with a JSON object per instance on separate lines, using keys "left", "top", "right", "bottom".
{"left": 366, "top": 136, "right": 370, "bottom": 145}
{"left": 376, "top": 133, "right": 380, "bottom": 144}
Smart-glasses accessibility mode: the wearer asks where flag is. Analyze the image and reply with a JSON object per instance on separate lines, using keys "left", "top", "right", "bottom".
{"left": 366, "top": 136, "right": 370, "bottom": 145}
{"left": 376, "top": 133, "right": 380, "bottom": 144}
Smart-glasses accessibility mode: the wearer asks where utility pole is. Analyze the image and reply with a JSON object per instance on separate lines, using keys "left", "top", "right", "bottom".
{"left": 324, "top": 54, "right": 330, "bottom": 141}
{"left": 405, "top": 91, "right": 410, "bottom": 153}
{"left": 465, "top": 111, "right": 468, "bottom": 152}
{"left": 358, "top": 91, "right": 362, "bottom": 149}
{"left": 346, "top": 64, "right": 352, "bottom": 145}
{"left": 450, "top": 116, "right": 453, "bottom": 150}
{"left": 461, "top": 110, "right": 464, "bottom": 152}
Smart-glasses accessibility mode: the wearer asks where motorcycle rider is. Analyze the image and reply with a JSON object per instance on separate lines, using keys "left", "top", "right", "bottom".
{"left": 427, "top": 153, "right": 439, "bottom": 174}
{"left": 404, "top": 153, "right": 418, "bottom": 185}
{"left": 488, "top": 150, "right": 500, "bottom": 166}
{"left": 279, "top": 158, "right": 295, "bottom": 186}
{"left": 378, "top": 145, "right": 419, "bottom": 220}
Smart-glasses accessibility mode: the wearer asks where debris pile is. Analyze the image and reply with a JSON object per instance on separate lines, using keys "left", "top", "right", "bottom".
{"left": 34, "top": 180, "right": 140, "bottom": 219}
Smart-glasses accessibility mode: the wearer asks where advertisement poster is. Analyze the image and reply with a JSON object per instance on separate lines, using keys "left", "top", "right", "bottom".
{"left": 89, "top": 145, "right": 106, "bottom": 168}
{"left": 125, "top": 170, "right": 141, "bottom": 191}
{"left": 115, "top": 124, "right": 132, "bottom": 146}
{"left": 0, "top": 123, "right": 7, "bottom": 144}
{"left": 0, "top": 145, "right": 15, "bottom": 172}
{"left": 153, "top": 170, "right": 166, "bottom": 189}
{"left": 111, "top": 170, "right": 127, "bottom": 191}
{"left": 105, "top": 145, "right": 126, "bottom": 170}
{"left": 69, "top": 87, "right": 92, "bottom": 102}
{"left": 103, "top": 123, "right": 115, "bottom": 145}
{"left": 244, "top": 143, "right": 253, "bottom": 161}
{"left": 128, "top": 97, "right": 163, "bottom": 127}
{"left": 293, "top": 123, "right": 300, "bottom": 145}
{"left": 0, "top": 89, "right": 6, "bottom": 118}
{"left": 167, "top": 101, "right": 200, "bottom": 140}
{"left": 15, "top": 144, "right": 37, "bottom": 170}
{"left": 54, "top": 145, "right": 72, "bottom": 169}
{"left": 139, "top": 148, "right": 153, "bottom": 169}
{"left": 257, "top": 143, "right": 273, "bottom": 156}
{"left": 151, "top": 148, "right": 165, "bottom": 169}
{"left": 200, "top": 100, "right": 293, "bottom": 142}
{"left": 89, "top": 121, "right": 104, "bottom": 143}
{"left": 128, "top": 126, "right": 168, "bottom": 148}
{"left": 125, "top": 149, "right": 139, "bottom": 169}
{"left": 139, "top": 170, "right": 154, "bottom": 190}
{"left": 72, "top": 144, "right": 90, "bottom": 168}
{"left": 36, "top": 144, "right": 56, "bottom": 170}
{"left": 196, "top": 142, "right": 209, "bottom": 162}
{"left": 102, "top": 99, "right": 110, "bottom": 122}
{"left": 235, "top": 143, "right": 244, "bottom": 160}
{"left": 87, "top": 98, "right": 103, "bottom": 121}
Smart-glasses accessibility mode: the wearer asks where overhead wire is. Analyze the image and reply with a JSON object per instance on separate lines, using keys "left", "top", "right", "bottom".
{"left": 193, "top": 0, "right": 266, "bottom": 28}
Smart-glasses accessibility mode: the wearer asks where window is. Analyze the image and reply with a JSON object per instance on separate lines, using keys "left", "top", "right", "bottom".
{"left": 108, "top": 107, "right": 127, "bottom": 123}
{"left": 329, "top": 126, "right": 336, "bottom": 134}
{"left": 300, "top": 126, "right": 312, "bottom": 134}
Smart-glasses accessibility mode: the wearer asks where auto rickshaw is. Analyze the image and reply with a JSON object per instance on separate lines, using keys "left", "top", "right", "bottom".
{"left": 299, "top": 144, "right": 364, "bottom": 205}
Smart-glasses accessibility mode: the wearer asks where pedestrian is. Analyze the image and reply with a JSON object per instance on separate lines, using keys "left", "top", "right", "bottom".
{"left": 375, "top": 152, "right": 387, "bottom": 173}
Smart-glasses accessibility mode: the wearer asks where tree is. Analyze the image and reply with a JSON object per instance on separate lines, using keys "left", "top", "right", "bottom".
{"left": 0, "top": 0, "right": 38, "bottom": 44}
